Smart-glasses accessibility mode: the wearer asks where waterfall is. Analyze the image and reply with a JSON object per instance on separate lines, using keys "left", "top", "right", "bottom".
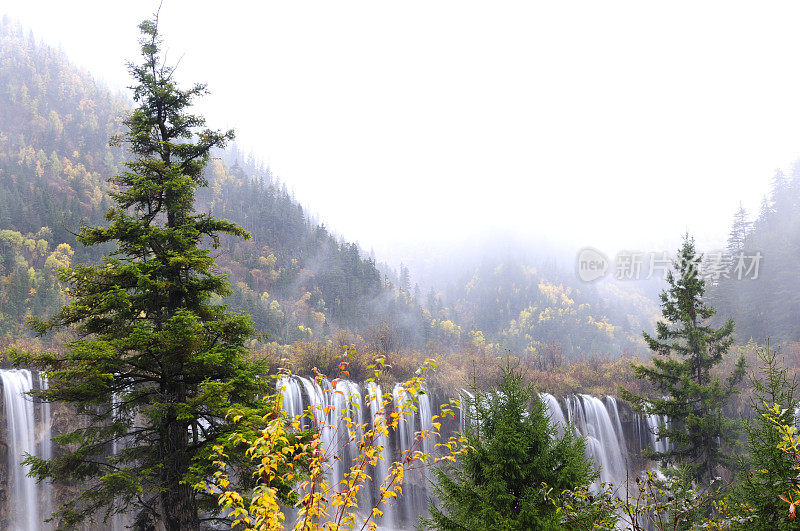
{"left": 296, "top": 376, "right": 336, "bottom": 493}
{"left": 336, "top": 380, "right": 367, "bottom": 508}
{"left": 332, "top": 379, "right": 362, "bottom": 495}
{"left": 1, "top": 369, "right": 41, "bottom": 530}
{"left": 274, "top": 375, "right": 670, "bottom": 527}
{"left": 565, "top": 394, "right": 629, "bottom": 488}
{"left": 366, "top": 381, "right": 394, "bottom": 527}
{"left": 458, "top": 389, "right": 474, "bottom": 432}
{"left": 413, "top": 389, "right": 434, "bottom": 522}
{"left": 278, "top": 375, "right": 304, "bottom": 420}
{"left": 277, "top": 376, "right": 404, "bottom": 527}
{"left": 36, "top": 374, "right": 52, "bottom": 529}
{"left": 605, "top": 396, "right": 629, "bottom": 459}
{"left": 110, "top": 390, "right": 132, "bottom": 531}
{"left": 645, "top": 413, "right": 671, "bottom": 454}
{"left": 392, "top": 383, "right": 417, "bottom": 524}
{"left": 418, "top": 390, "right": 434, "bottom": 458}
{"left": 540, "top": 393, "right": 567, "bottom": 437}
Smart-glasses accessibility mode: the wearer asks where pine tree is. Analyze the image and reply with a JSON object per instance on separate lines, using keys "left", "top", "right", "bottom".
{"left": 10, "top": 16, "right": 265, "bottom": 529}
{"left": 621, "top": 235, "right": 746, "bottom": 485}
{"left": 711, "top": 203, "right": 751, "bottom": 333}
{"left": 727, "top": 203, "right": 751, "bottom": 259}
{"left": 425, "top": 367, "right": 598, "bottom": 530}
{"left": 399, "top": 262, "right": 411, "bottom": 292}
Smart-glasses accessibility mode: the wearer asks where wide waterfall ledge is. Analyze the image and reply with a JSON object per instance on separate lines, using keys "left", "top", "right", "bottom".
{"left": 277, "top": 375, "right": 672, "bottom": 530}
{"left": 0, "top": 370, "right": 671, "bottom": 531}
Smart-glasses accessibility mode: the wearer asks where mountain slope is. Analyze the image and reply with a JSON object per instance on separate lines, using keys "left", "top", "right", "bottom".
{"left": 0, "top": 19, "right": 404, "bottom": 341}
{"left": 0, "top": 18, "right": 652, "bottom": 360}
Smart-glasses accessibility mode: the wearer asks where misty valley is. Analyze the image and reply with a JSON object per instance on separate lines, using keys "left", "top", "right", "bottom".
{"left": 3, "top": 5, "right": 800, "bottom": 531}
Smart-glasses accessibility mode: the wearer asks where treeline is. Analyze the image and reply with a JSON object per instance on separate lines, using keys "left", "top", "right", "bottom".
{"left": 0, "top": 17, "right": 126, "bottom": 260}
{"left": 0, "top": 228, "right": 72, "bottom": 335}
{"left": 426, "top": 258, "right": 646, "bottom": 363}
{"left": 0, "top": 19, "right": 408, "bottom": 343}
{"left": 0, "top": 18, "right": 646, "bottom": 360}
{"left": 711, "top": 166, "right": 800, "bottom": 343}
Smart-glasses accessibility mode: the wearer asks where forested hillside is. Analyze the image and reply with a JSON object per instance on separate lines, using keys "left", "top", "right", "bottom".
{"left": 427, "top": 258, "right": 649, "bottom": 362}
{"left": 0, "top": 18, "right": 647, "bottom": 358}
{"left": 711, "top": 168, "right": 800, "bottom": 343}
{"left": 0, "top": 19, "right": 126, "bottom": 254}
{"left": 0, "top": 18, "right": 405, "bottom": 341}
{"left": 0, "top": 18, "right": 126, "bottom": 334}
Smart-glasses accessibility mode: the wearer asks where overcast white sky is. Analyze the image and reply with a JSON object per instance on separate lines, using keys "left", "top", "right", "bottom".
{"left": 3, "top": 1, "right": 800, "bottom": 262}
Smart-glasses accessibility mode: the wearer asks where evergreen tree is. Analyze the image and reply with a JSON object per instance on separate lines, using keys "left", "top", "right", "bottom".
{"left": 11, "top": 17, "right": 265, "bottom": 529}
{"left": 621, "top": 235, "right": 746, "bottom": 485}
{"left": 425, "top": 367, "right": 598, "bottom": 530}
{"left": 729, "top": 342, "right": 800, "bottom": 530}
{"left": 711, "top": 203, "right": 752, "bottom": 334}
{"left": 727, "top": 203, "right": 751, "bottom": 260}
{"left": 399, "top": 262, "right": 411, "bottom": 292}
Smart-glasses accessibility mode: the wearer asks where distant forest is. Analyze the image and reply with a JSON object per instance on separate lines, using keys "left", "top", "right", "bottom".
{"left": 710, "top": 169, "right": 800, "bottom": 344}
{"left": 4, "top": 17, "right": 797, "bottom": 364}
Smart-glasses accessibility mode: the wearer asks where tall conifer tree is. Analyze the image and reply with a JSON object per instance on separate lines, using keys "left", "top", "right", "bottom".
{"left": 621, "top": 235, "right": 746, "bottom": 485}
{"left": 11, "top": 16, "right": 265, "bottom": 529}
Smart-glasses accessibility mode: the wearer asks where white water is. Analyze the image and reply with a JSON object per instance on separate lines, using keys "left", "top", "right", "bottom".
{"left": 0, "top": 369, "right": 677, "bottom": 529}
{"left": 645, "top": 413, "right": 671, "bottom": 454}
{"left": 392, "top": 385, "right": 433, "bottom": 524}
{"left": 366, "top": 381, "right": 394, "bottom": 527}
{"left": 458, "top": 389, "right": 474, "bottom": 433}
{"left": 540, "top": 392, "right": 567, "bottom": 436}
{"left": 565, "top": 394, "right": 629, "bottom": 488}
{"left": 276, "top": 377, "right": 443, "bottom": 528}
{"left": 278, "top": 375, "right": 304, "bottom": 420}
{"left": 0, "top": 368, "right": 681, "bottom": 529}
{"left": 1, "top": 369, "right": 45, "bottom": 530}
{"left": 110, "top": 390, "right": 133, "bottom": 531}
{"left": 275, "top": 377, "right": 681, "bottom": 526}
{"left": 35, "top": 374, "right": 52, "bottom": 529}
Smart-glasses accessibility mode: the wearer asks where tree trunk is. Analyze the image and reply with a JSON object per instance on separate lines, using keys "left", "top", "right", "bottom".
{"left": 160, "top": 412, "right": 200, "bottom": 530}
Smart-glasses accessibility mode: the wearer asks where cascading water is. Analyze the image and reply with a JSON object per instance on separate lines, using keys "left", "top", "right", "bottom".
{"left": 109, "top": 390, "right": 134, "bottom": 531}
{"left": 540, "top": 392, "right": 567, "bottom": 437}
{"left": 0, "top": 366, "right": 677, "bottom": 529}
{"left": 418, "top": 391, "right": 434, "bottom": 460}
{"left": 278, "top": 375, "right": 304, "bottom": 420}
{"left": 458, "top": 389, "right": 474, "bottom": 433}
{"left": 277, "top": 376, "right": 400, "bottom": 527}
{"left": 1, "top": 369, "right": 44, "bottom": 530}
{"left": 274, "top": 375, "right": 680, "bottom": 528}
{"left": 332, "top": 380, "right": 363, "bottom": 495}
{"left": 366, "top": 381, "right": 394, "bottom": 528}
{"left": 297, "top": 376, "right": 335, "bottom": 485}
{"left": 35, "top": 374, "right": 52, "bottom": 528}
{"left": 406, "top": 388, "right": 433, "bottom": 524}
{"left": 645, "top": 413, "right": 671, "bottom": 453}
{"left": 392, "top": 383, "right": 417, "bottom": 524}
{"left": 565, "top": 394, "right": 629, "bottom": 488}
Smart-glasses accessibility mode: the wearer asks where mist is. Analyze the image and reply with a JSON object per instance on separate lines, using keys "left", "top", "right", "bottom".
{"left": 4, "top": 1, "right": 800, "bottom": 268}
